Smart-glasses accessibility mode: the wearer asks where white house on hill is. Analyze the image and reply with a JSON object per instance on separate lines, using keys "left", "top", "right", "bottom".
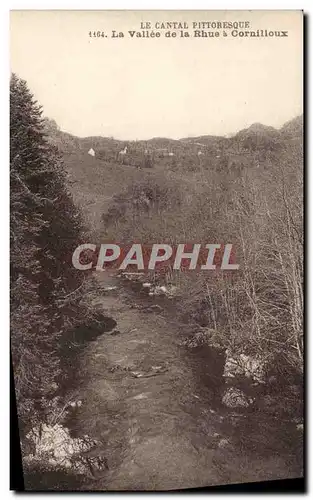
{"left": 88, "top": 148, "right": 95, "bottom": 157}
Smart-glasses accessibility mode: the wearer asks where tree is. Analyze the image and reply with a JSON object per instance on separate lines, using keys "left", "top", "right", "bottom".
{"left": 10, "top": 74, "right": 89, "bottom": 436}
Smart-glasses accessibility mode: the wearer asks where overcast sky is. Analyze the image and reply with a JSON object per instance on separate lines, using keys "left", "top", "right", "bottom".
{"left": 10, "top": 10, "right": 303, "bottom": 140}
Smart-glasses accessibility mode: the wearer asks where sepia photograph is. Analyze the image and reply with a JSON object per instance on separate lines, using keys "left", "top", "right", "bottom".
{"left": 10, "top": 9, "right": 304, "bottom": 491}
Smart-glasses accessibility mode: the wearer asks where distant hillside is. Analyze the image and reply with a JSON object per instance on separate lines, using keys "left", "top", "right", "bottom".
{"left": 146, "top": 137, "right": 181, "bottom": 148}
{"left": 43, "top": 115, "right": 303, "bottom": 230}
{"left": 180, "top": 134, "right": 226, "bottom": 147}
{"left": 236, "top": 122, "right": 279, "bottom": 137}
{"left": 280, "top": 115, "right": 303, "bottom": 138}
{"left": 44, "top": 115, "right": 303, "bottom": 157}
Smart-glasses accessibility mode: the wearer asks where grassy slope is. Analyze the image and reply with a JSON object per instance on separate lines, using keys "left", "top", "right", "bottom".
{"left": 45, "top": 116, "right": 302, "bottom": 232}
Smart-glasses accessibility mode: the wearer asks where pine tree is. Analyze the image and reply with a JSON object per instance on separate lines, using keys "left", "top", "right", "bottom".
{"left": 10, "top": 74, "right": 89, "bottom": 436}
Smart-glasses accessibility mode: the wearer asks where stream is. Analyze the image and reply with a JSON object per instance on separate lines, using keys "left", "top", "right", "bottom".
{"left": 55, "top": 270, "right": 303, "bottom": 491}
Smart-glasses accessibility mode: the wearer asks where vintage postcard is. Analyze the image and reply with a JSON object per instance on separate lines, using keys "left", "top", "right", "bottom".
{"left": 10, "top": 10, "right": 303, "bottom": 491}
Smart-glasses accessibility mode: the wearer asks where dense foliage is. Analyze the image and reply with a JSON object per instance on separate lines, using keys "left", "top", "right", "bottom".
{"left": 10, "top": 74, "right": 95, "bottom": 437}
{"left": 101, "top": 118, "right": 303, "bottom": 381}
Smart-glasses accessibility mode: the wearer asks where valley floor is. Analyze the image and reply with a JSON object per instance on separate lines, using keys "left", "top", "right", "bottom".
{"left": 69, "top": 272, "right": 303, "bottom": 491}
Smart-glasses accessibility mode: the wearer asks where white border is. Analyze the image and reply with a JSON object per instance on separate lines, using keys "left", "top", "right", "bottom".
{"left": 2, "top": 1, "right": 310, "bottom": 499}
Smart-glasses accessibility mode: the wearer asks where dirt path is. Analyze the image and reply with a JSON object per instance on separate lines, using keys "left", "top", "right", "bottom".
{"left": 72, "top": 273, "right": 302, "bottom": 491}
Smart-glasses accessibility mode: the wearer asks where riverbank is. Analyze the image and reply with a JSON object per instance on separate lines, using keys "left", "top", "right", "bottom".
{"left": 61, "top": 271, "right": 303, "bottom": 490}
